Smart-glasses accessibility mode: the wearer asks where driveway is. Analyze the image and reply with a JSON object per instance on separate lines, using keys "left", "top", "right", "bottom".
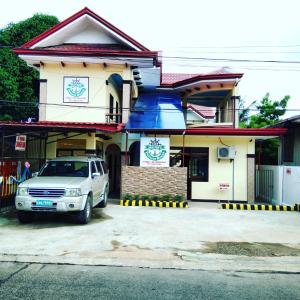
{"left": 1, "top": 201, "right": 300, "bottom": 272}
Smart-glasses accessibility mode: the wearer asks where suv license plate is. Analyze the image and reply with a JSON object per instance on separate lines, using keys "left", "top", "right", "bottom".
{"left": 36, "top": 200, "right": 53, "bottom": 207}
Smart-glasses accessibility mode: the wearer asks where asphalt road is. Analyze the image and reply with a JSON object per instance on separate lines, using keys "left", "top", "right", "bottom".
{"left": 0, "top": 262, "right": 300, "bottom": 299}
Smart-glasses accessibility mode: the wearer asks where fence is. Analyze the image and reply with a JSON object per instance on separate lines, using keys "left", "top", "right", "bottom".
{"left": 0, "top": 176, "right": 17, "bottom": 209}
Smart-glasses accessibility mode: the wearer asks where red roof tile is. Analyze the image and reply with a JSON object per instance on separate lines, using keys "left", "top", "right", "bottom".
{"left": 187, "top": 103, "right": 216, "bottom": 119}
{"left": 0, "top": 121, "right": 124, "bottom": 133}
{"left": 161, "top": 73, "right": 200, "bottom": 84}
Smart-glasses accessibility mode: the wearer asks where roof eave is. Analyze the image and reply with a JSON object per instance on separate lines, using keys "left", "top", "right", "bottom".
{"left": 21, "top": 7, "right": 150, "bottom": 51}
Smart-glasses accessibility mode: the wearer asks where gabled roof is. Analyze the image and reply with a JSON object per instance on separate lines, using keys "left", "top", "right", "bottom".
{"left": 20, "top": 7, "right": 149, "bottom": 51}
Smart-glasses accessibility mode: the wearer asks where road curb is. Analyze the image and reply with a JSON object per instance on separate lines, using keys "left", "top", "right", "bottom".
{"left": 221, "top": 203, "right": 295, "bottom": 211}
{"left": 120, "top": 200, "right": 188, "bottom": 208}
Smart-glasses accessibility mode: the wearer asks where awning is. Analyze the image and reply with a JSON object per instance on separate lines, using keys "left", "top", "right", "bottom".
{"left": 0, "top": 121, "right": 124, "bottom": 133}
{"left": 125, "top": 93, "right": 186, "bottom": 130}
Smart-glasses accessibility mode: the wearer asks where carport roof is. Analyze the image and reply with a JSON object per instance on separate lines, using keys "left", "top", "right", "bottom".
{"left": 0, "top": 121, "right": 124, "bottom": 133}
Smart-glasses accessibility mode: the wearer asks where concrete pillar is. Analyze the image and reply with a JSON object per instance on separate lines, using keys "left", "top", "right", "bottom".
{"left": 122, "top": 80, "right": 132, "bottom": 124}
{"left": 39, "top": 79, "right": 47, "bottom": 121}
{"left": 247, "top": 154, "right": 256, "bottom": 203}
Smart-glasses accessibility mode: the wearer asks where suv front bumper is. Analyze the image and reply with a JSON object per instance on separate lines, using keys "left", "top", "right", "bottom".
{"left": 15, "top": 195, "right": 86, "bottom": 212}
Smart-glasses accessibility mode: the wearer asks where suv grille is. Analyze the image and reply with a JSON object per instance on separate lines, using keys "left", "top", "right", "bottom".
{"left": 28, "top": 188, "right": 65, "bottom": 198}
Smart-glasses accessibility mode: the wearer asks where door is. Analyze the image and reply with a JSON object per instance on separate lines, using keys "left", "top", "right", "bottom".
{"left": 105, "top": 144, "right": 121, "bottom": 198}
{"left": 90, "top": 161, "right": 101, "bottom": 205}
{"left": 95, "top": 160, "right": 105, "bottom": 199}
{"left": 184, "top": 148, "right": 209, "bottom": 200}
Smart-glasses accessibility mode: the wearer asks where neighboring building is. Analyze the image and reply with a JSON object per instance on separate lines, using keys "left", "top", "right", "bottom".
{"left": 256, "top": 116, "right": 300, "bottom": 205}
{"left": 0, "top": 7, "right": 285, "bottom": 201}
{"left": 274, "top": 115, "right": 300, "bottom": 166}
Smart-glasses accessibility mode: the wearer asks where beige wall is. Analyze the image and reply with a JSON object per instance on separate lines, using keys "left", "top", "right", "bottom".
{"left": 40, "top": 63, "right": 135, "bottom": 123}
{"left": 170, "top": 135, "right": 255, "bottom": 201}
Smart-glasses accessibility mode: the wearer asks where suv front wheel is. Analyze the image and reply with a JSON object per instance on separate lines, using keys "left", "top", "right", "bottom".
{"left": 75, "top": 195, "right": 92, "bottom": 224}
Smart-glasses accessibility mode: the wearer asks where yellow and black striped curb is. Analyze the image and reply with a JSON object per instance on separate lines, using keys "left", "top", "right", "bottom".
{"left": 120, "top": 199, "right": 188, "bottom": 208}
{"left": 221, "top": 203, "right": 295, "bottom": 211}
{"left": 295, "top": 204, "right": 300, "bottom": 212}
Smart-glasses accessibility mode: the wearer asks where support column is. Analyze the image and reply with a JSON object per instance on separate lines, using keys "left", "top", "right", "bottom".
{"left": 247, "top": 154, "right": 256, "bottom": 203}
{"left": 39, "top": 79, "right": 47, "bottom": 121}
{"left": 122, "top": 80, "right": 132, "bottom": 124}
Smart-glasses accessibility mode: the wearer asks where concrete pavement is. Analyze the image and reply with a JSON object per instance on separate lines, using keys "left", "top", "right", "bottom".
{"left": 0, "top": 201, "right": 300, "bottom": 272}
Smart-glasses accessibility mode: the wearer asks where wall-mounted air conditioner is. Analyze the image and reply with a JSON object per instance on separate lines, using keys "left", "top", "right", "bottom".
{"left": 217, "top": 147, "right": 236, "bottom": 160}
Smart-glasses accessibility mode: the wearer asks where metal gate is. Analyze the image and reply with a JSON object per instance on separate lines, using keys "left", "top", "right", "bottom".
{"left": 255, "top": 169, "right": 274, "bottom": 203}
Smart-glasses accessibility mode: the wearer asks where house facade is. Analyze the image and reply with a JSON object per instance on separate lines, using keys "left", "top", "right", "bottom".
{"left": 10, "top": 7, "right": 286, "bottom": 202}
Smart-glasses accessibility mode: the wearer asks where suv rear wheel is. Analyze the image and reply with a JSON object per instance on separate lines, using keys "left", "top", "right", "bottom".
{"left": 98, "top": 185, "right": 108, "bottom": 208}
{"left": 75, "top": 195, "right": 92, "bottom": 224}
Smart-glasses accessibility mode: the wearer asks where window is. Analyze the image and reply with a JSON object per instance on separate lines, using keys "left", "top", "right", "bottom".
{"left": 187, "top": 148, "right": 209, "bottom": 182}
{"left": 283, "top": 132, "right": 294, "bottom": 162}
{"left": 116, "top": 101, "right": 119, "bottom": 114}
{"left": 91, "top": 162, "right": 97, "bottom": 175}
{"left": 101, "top": 161, "right": 108, "bottom": 174}
{"left": 109, "top": 94, "right": 114, "bottom": 120}
{"left": 96, "top": 161, "right": 103, "bottom": 175}
{"left": 39, "top": 161, "right": 89, "bottom": 177}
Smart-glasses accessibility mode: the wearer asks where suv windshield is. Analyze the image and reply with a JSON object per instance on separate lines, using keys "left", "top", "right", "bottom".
{"left": 39, "top": 161, "right": 89, "bottom": 177}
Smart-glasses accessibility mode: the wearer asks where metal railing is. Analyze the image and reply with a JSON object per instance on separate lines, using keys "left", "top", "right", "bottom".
{"left": 105, "top": 113, "right": 122, "bottom": 123}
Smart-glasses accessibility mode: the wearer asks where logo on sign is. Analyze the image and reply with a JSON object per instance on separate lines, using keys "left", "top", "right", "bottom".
{"left": 66, "top": 79, "right": 86, "bottom": 97}
{"left": 144, "top": 138, "right": 167, "bottom": 161}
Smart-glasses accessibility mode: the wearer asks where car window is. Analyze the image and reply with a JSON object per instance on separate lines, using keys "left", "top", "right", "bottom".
{"left": 91, "top": 162, "right": 97, "bottom": 174}
{"left": 39, "top": 161, "right": 89, "bottom": 177}
{"left": 95, "top": 161, "right": 103, "bottom": 175}
{"left": 101, "top": 161, "right": 108, "bottom": 174}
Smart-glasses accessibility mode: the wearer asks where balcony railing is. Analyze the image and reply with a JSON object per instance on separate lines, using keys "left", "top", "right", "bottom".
{"left": 105, "top": 113, "right": 122, "bottom": 123}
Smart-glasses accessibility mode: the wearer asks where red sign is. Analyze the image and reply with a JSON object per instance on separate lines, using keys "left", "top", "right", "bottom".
{"left": 15, "top": 135, "right": 26, "bottom": 151}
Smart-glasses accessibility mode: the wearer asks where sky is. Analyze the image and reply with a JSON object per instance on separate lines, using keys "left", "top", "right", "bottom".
{"left": 1, "top": 0, "right": 300, "bottom": 117}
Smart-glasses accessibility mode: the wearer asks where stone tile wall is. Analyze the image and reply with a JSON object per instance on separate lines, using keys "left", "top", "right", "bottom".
{"left": 121, "top": 166, "right": 187, "bottom": 197}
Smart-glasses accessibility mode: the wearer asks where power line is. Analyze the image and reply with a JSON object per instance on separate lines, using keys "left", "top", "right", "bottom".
{"left": 0, "top": 100, "right": 297, "bottom": 112}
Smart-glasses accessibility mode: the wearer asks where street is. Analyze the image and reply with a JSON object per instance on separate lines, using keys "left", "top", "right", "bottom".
{"left": 0, "top": 262, "right": 300, "bottom": 299}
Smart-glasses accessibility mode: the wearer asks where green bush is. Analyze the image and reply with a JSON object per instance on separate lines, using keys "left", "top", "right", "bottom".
{"left": 133, "top": 194, "right": 140, "bottom": 201}
{"left": 122, "top": 193, "right": 133, "bottom": 200}
{"left": 173, "top": 194, "right": 184, "bottom": 202}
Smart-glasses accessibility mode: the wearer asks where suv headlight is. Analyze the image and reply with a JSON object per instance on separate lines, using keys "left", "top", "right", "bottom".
{"left": 65, "top": 188, "right": 82, "bottom": 197}
{"left": 17, "top": 187, "right": 28, "bottom": 196}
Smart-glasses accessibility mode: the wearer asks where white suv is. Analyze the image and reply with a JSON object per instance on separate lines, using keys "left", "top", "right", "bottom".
{"left": 15, "top": 156, "right": 109, "bottom": 224}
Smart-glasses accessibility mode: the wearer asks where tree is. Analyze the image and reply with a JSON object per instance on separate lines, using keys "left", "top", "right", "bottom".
{"left": 248, "top": 93, "right": 290, "bottom": 128}
{"left": 239, "top": 93, "right": 290, "bottom": 165}
{"left": 0, "top": 14, "right": 59, "bottom": 121}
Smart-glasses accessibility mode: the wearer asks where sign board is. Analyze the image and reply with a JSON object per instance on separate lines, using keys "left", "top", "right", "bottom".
{"left": 15, "top": 135, "right": 26, "bottom": 151}
{"left": 219, "top": 182, "right": 230, "bottom": 191}
{"left": 140, "top": 137, "right": 170, "bottom": 167}
{"left": 63, "top": 77, "right": 89, "bottom": 103}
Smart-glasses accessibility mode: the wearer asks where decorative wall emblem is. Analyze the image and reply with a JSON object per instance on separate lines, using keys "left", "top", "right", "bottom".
{"left": 144, "top": 138, "right": 167, "bottom": 161}
{"left": 140, "top": 137, "right": 170, "bottom": 167}
{"left": 66, "top": 79, "right": 86, "bottom": 97}
{"left": 64, "top": 77, "right": 89, "bottom": 103}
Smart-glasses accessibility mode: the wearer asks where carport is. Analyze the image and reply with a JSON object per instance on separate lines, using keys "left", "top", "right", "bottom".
{"left": 0, "top": 121, "right": 123, "bottom": 208}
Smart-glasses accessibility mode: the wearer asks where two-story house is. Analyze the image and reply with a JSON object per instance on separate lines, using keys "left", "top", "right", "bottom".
{"left": 10, "top": 7, "right": 285, "bottom": 201}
